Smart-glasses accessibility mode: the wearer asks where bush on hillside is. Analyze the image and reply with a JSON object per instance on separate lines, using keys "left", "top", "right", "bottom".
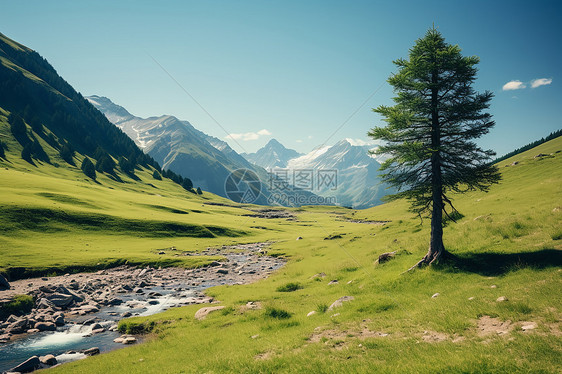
{"left": 81, "top": 157, "right": 96, "bottom": 180}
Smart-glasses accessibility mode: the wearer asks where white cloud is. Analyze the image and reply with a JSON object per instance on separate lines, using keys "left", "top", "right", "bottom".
{"left": 225, "top": 129, "right": 272, "bottom": 141}
{"left": 257, "top": 129, "right": 272, "bottom": 136}
{"left": 295, "top": 139, "right": 303, "bottom": 143}
{"left": 531, "top": 78, "right": 552, "bottom": 88}
{"left": 345, "top": 138, "right": 382, "bottom": 147}
{"left": 502, "top": 80, "right": 526, "bottom": 91}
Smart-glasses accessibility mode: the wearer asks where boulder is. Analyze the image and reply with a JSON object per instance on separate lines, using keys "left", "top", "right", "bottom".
{"left": 34, "top": 322, "right": 56, "bottom": 331}
{"left": 46, "top": 293, "right": 74, "bottom": 308}
{"left": 7, "top": 318, "right": 29, "bottom": 334}
{"left": 84, "top": 347, "right": 100, "bottom": 356}
{"left": 53, "top": 315, "right": 65, "bottom": 326}
{"left": 36, "top": 298, "right": 55, "bottom": 310}
{"left": 123, "top": 336, "right": 137, "bottom": 344}
{"left": 377, "top": 251, "right": 396, "bottom": 264}
{"left": 0, "top": 274, "right": 10, "bottom": 290}
{"left": 10, "top": 355, "right": 40, "bottom": 373}
{"left": 194, "top": 306, "right": 225, "bottom": 320}
{"left": 327, "top": 296, "right": 355, "bottom": 311}
{"left": 39, "top": 354, "right": 57, "bottom": 366}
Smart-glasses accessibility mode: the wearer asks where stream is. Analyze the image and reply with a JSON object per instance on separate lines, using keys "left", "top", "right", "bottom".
{"left": 0, "top": 243, "right": 283, "bottom": 373}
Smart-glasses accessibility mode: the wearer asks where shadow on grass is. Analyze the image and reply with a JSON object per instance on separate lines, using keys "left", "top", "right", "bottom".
{"left": 439, "top": 249, "right": 562, "bottom": 276}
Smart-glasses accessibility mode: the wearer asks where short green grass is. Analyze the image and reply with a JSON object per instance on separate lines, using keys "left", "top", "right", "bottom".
{"left": 1, "top": 110, "right": 561, "bottom": 373}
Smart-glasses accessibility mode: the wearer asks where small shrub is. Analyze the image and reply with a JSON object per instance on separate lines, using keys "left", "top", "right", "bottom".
{"left": 152, "top": 170, "right": 162, "bottom": 180}
{"left": 118, "top": 320, "right": 155, "bottom": 334}
{"left": 0, "top": 294, "right": 33, "bottom": 319}
{"left": 316, "top": 303, "right": 328, "bottom": 313}
{"left": 551, "top": 230, "right": 562, "bottom": 241}
{"left": 265, "top": 307, "right": 292, "bottom": 319}
{"left": 276, "top": 282, "right": 302, "bottom": 292}
{"left": 81, "top": 157, "right": 96, "bottom": 180}
{"left": 221, "top": 306, "right": 235, "bottom": 316}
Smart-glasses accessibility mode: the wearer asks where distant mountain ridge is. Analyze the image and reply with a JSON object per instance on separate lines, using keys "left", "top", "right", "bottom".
{"left": 243, "top": 138, "right": 393, "bottom": 208}
{"left": 88, "top": 95, "right": 324, "bottom": 207}
{"left": 241, "top": 139, "right": 302, "bottom": 169}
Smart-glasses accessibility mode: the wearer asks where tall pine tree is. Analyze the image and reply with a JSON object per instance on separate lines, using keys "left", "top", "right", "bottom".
{"left": 369, "top": 28, "right": 500, "bottom": 267}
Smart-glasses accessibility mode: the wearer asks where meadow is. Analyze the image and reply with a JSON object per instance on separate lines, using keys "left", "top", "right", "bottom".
{"left": 1, "top": 115, "right": 561, "bottom": 372}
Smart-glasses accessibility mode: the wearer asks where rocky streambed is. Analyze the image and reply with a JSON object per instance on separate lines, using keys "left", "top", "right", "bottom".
{"left": 0, "top": 242, "right": 283, "bottom": 373}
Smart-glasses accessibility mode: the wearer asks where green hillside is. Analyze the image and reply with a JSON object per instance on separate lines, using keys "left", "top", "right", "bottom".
{"left": 0, "top": 137, "right": 546, "bottom": 373}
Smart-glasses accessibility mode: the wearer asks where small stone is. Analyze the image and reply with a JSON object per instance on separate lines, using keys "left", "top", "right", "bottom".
{"left": 328, "top": 280, "right": 339, "bottom": 285}
{"left": 431, "top": 293, "right": 440, "bottom": 298}
{"left": 251, "top": 334, "right": 259, "bottom": 339}
{"left": 296, "top": 237, "right": 303, "bottom": 240}
{"left": 327, "top": 296, "right": 354, "bottom": 311}
{"left": 521, "top": 322, "right": 537, "bottom": 331}
{"left": 307, "top": 311, "right": 316, "bottom": 317}
{"left": 194, "top": 306, "right": 225, "bottom": 320}
{"left": 490, "top": 285, "right": 497, "bottom": 289}
{"left": 113, "top": 337, "right": 125, "bottom": 343}
{"left": 216, "top": 269, "right": 229, "bottom": 275}
{"left": 123, "top": 337, "right": 137, "bottom": 344}
{"left": 496, "top": 296, "right": 508, "bottom": 302}
{"left": 468, "top": 297, "right": 475, "bottom": 300}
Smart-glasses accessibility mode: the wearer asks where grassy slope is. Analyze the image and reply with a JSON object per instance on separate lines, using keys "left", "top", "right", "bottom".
{"left": 0, "top": 109, "right": 283, "bottom": 277}
{"left": 41, "top": 138, "right": 561, "bottom": 373}
{"left": 1, "top": 120, "right": 561, "bottom": 372}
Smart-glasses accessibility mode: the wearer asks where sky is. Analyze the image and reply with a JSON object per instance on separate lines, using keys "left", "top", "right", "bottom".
{"left": 2, "top": 0, "right": 561, "bottom": 156}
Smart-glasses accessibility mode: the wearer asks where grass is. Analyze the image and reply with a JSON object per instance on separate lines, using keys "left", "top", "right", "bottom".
{"left": 1, "top": 111, "right": 561, "bottom": 373}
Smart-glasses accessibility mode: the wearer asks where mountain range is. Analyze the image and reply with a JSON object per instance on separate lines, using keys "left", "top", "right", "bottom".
{"left": 243, "top": 138, "right": 393, "bottom": 208}
{"left": 87, "top": 96, "right": 321, "bottom": 206}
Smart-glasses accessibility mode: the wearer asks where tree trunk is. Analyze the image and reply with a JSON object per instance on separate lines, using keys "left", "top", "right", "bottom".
{"left": 424, "top": 67, "right": 445, "bottom": 265}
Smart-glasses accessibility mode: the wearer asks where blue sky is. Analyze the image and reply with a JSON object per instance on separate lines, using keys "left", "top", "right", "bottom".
{"left": 2, "top": 0, "right": 561, "bottom": 156}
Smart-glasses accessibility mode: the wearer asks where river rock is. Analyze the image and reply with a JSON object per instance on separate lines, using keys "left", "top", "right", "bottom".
{"left": 123, "top": 336, "right": 137, "bottom": 344}
{"left": 36, "top": 298, "right": 55, "bottom": 309}
{"left": 0, "top": 274, "right": 10, "bottom": 289}
{"left": 53, "top": 315, "right": 65, "bottom": 326}
{"left": 84, "top": 347, "right": 100, "bottom": 356}
{"left": 10, "top": 355, "right": 40, "bottom": 373}
{"left": 0, "top": 334, "right": 11, "bottom": 343}
{"left": 7, "top": 318, "right": 28, "bottom": 334}
{"left": 327, "top": 296, "right": 355, "bottom": 311}
{"left": 35, "top": 322, "right": 56, "bottom": 331}
{"left": 46, "top": 293, "right": 74, "bottom": 307}
{"left": 39, "top": 354, "right": 58, "bottom": 365}
{"left": 195, "top": 306, "right": 225, "bottom": 320}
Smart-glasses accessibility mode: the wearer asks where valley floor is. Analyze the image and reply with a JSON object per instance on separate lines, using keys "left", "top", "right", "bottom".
{"left": 1, "top": 138, "right": 561, "bottom": 373}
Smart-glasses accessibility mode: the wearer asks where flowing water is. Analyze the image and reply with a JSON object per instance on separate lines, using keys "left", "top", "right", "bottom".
{"left": 0, "top": 248, "right": 283, "bottom": 372}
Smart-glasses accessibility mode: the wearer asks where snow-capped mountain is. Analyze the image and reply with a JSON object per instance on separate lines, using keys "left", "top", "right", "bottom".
{"left": 87, "top": 95, "right": 324, "bottom": 207}
{"left": 244, "top": 138, "right": 393, "bottom": 208}
{"left": 241, "top": 139, "right": 302, "bottom": 169}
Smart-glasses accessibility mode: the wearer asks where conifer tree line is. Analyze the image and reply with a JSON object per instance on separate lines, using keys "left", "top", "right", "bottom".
{"left": 0, "top": 36, "right": 197, "bottom": 192}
